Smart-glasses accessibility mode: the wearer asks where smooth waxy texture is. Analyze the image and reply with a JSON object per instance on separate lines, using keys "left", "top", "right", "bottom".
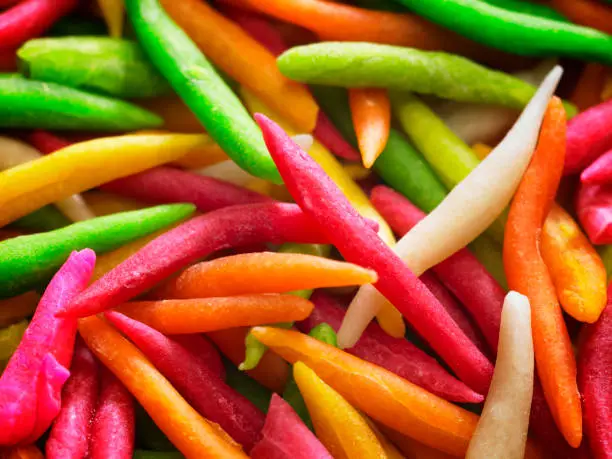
{"left": 156, "top": 252, "right": 377, "bottom": 299}
{"left": 338, "top": 66, "right": 561, "bottom": 348}
{"left": 114, "top": 296, "right": 314, "bottom": 334}
{"left": 294, "top": 362, "right": 388, "bottom": 459}
{"left": 0, "top": 249, "right": 95, "bottom": 446}
{"left": 79, "top": 316, "right": 247, "bottom": 459}
{"left": 504, "top": 98, "right": 582, "bottom": 447}
{"left": 251, "top": 327, "right": 479, "bottom": 456}
{"left": 0, "top": 204, "right": 194, "bottom": 298}
{"left": 466, "top": 292, "right": 534, "bottom": 459}
{"left": 0, "top": 74, "right": 161, "bottom": 130}
{"left": 18, "top": 37, "right": 169, "bottom": 97}
{"left": 0, "top": 133, "right": 204, "bottom": 226}
{"left": 125, "top": 0, "right": 280, "bottom": 182}
{"left": 278, "top": 43, "right": 542, "bottom": 109}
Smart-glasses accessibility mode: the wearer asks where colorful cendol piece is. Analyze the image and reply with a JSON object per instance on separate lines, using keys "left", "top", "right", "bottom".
{"left": 0, "top": 0, "right": 611, "bottom": 458}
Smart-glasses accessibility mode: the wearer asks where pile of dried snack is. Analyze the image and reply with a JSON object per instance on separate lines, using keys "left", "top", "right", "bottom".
{"left": 0, "top": 0, "right": 611, "bottom": 458}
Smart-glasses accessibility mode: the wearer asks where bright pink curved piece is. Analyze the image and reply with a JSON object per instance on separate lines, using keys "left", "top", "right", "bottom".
{"left": 0, "top": 249, "right": 95, "bottom": 446}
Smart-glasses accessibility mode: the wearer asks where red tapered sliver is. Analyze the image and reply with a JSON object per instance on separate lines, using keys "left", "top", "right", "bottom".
{"left": 298, "top": 291, "right": 484, "bottom": 403}
{"left": 312, "top": 111, "right": 361, "bottom": 161}
{"left": 105, "top": 311, "right": 265, "bottom": 451}
{"left": 88, "top": 369, "right": 135, "bottom": 459}
{"left": 58, "top": 202, "right": 344, "bottom": 318}
{"left": 581, "top": 149, "right": 612, "bottom": 185}
{"left": 579, "top": 286, "right": 612, "bottom": 459}
{"left": 46, "top": 339, "right": 99, "bottom": 459}
{"left": 102, "top": 166, "right": 272, "bottom": 211}
{"left": 564, "top": 99, "right": 612, "bottom": 175}
{"left": 419, "top": 272, "right": 489, "bottom": 355}
{"left": 255, "top": 113, "right": 493, "bottom": 394}
{"left": 170, "top": 334, "right": 225, "bottom": 380}
{"left": 250, "top": 394, "right": 332, "bottom": 459}
{"left": 0, "top": 249, "right": 95, "bottom": 446}
{"left": 576, "top": 182, "right": 612, "bottom": 245}
{"left": 0, "top": 0, "right": 77, "bottom": 50}
{"left": 371, "top": 185, "right": 504, "bottom": 353}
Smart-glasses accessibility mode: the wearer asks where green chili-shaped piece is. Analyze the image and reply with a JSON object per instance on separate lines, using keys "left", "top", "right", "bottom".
{"left": 282, "top": 323, "right": 338, "bottom": 429}
{"left": 374, "top": 130, "right": 448, "bottom": 213}
{"left": 240, "top": 322, "right": 293, "bottom": 371}
{"left": 18, "top": 37, "right": 171, "bottom": 98}
{"left": 0, "top": 75, "right": 162, "bottom": 130}
{"left": 278, "top": 42, "right": 553, "bottom": 109}
{"left": 390, "top": 0, "right": 612, "bottom": 63}
{"left": 0, "top": 203, "right": 195, "bottom": 298}
{"left": 125, "top": 0, "right": 281, "bottom": 183}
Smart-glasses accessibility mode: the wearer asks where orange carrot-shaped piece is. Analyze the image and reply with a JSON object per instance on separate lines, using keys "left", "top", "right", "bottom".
{"left": 503, "top": 98, "right": 582, "bottom": 447}
{"left": 160, "top": 0, "right": 318, "bottom": 133}
{"left": 78, "top": 316, "right": 247, "bottom": 459}
{"left": 115, "top": 295, "right": 314, "bottom": 334}
{"left": 155, "top": 252, "right": 377, "bottom": 299}
{"left": 207, "top": 327, "right": 289, "bottom": 393}
{"left": 349, "top": 88, "right": 391, "bottom": 168}
{"left": 541, "top": 204, "right": 607, "bottom": 323}
{"left": 250, "top": 326, "right": 479, "bottom": 456}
